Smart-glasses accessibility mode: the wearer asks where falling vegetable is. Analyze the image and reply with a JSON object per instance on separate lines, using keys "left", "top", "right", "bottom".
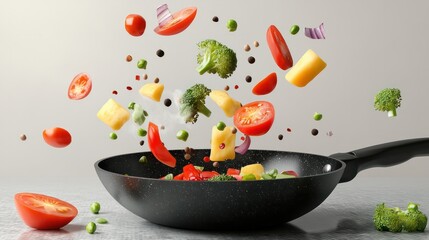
{"left": 235, "top": 135, "right": 251, "bottom": 155}
{"left": 154, "top": 4, "right": 197, "bottom": 36}
{"left": 285, "top": 49, "right": 327, "bottom": 87}
{"left": 374, "top": 88, "right": 402, "bottom": 117}
{"left": 305, "top": 23, "right": 326, "bottom": 39}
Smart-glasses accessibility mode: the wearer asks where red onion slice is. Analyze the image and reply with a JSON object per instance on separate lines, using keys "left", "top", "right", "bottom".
{"left": 235, "top": 135, "right": 251, "bottom": 155}
{"left": 156, "top": 4, "right": 173, "bottom": 27}
{"left": 305, "top": 23, "right": 325, "bottom": 39}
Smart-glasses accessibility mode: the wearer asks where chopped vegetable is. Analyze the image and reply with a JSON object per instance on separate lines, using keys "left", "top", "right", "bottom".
{"left": 216, "top": 121, "right": 226, "bottom": 131}
{"left": 374, "top": 88, "right": 402, "bottom": 117}
{"left": 233, "top": 101, "right": 275, "bottom": 136}
{"left": 148, "top": 122, "right": 176, "bottom": 167}
{"left": 97, "top": 98, "right": 130, "bottom": 130}
{"left": 109, "top": 132, "right": 118, "bottom": 140}
{"left": 86, "top": 222, "right": 96, "bottom": 234}
{"left": 209, "top": 90, "right": 241, "bottom": 117}
{"left": 313, "top": 112, "right": 323, "bottom": 121}
{"left": 176, "top": 130, "right": 189, "bottom": 141}
{"left": 156, "top": 4, "right": 173, "bottom": 27}
{"left": 374, "top": 202, "right": 427, "bottom": 232}
{"left": 182, "top": 164, "right": 202, "bottom": 181}
{"left": 96, "top": 218, "right": 108, "bottom": 224}
{"left": 208, "top": 174, "right": 236, "bottom": 181}
{"left": 163, "top": 173, "right": 174, "bottom": 180}
{"left": 139, "top": 156, "right": 148, "bottom": 164}
{"left": 285, "top": 49, "right": 327, "bottom": 87}
{"left": 68, "top": 73, "right": 92, "bottom": 100}
{"left": 137, "top": 59, "right": 147, "bottom": 69}
{"left": 290, "top": 25, "right": 300, "bottom": 35}
{"left": 131, "top": 103, "right": 146, "bottom": 125}
{"left": 137, "top": 128, "right": 147, "bottom": 137}
{"left": 139, "top": 83, "right": 164, "bottom": 102}
{"left": 305, "top": 23, "right": 326, "bottom": 39}
{"left": 196, "top": 39, "right": 238, "bottom": 79}
{"left": 266, "top": 25, "right": 293, "bottom": 70}
{"left": 242, "top": 174, "right": 257, "bottom": 181}
{"left": 252, "top": 72, "right": 277, "bottom": 95}
{"left": 235, "top": 135, "right": 251, "bottom": 155}
{"left": 209, "top": 125, "right": 236, "bottom": 161}
{"left": 154, "top": 5, "right": 197, "bottom": 36}
{"left": 42, "top": 127, "right": 72, "bottom": 148}
{"left": 90, "top": 202, "right": 101, "bottom": 214}
{"left": 240, "top": 163, "right": 264, "bottom": 180}
{"left": 125, "top": 14, "right": 146, "bottom": 37}
{"left": 178, "top": 84, "right": 212, "bottom": 123}
{"left": 226, "top": 19, "right": 238, "bottom": 32}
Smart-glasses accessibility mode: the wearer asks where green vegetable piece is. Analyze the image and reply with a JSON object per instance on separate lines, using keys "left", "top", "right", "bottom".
{"left": 96, "top": 218, "right": 108, "bottom": 224}
{"left": 139, "top": 156, "right": 148, "bottom": 164}
{"left": 403, "top": 202, "right": 428, "bottom": 232}
{"left": 193, "top": 166, "right": 204, "bottom": 171}
{"left": 242, "top": 173, "right": 256, "bottom": 181}
{"left": 313, "top": 112, "right": 323, "bottom": 121}
{"left": 109, "top": 132, "right": 118, "bottom": 140}
{"left": 373, "top": 202, "right": 428, "bottom": 232}
{"left": 208, "top": 174, "right": 236, "bottom": 181}
{"left": 164, "top": 173, "right": 174, "bottom": 180}
{"left": 143, "top": 110, "right": 149, "bottom": 117}
{"left": 176, "top": 130, "right": 189, "bottom": 141}
{"left": 137, "top": 59, "right": 147, "bottom": 69}
{"left": 128, "top": 102, "right": 136, "bottom": 110}
{"left": 226, "top": 19, "right": 238, "bottom": 32}
{"left": 261, "top": 173, "right": 273, "bottom": 180}
{"left": 90, "top": 202, "right": 101, "bottom": 214}
{"left": 132, "top": 103, "right": 146, "bottom": 126}
{"left": 86, "top": 222, "right": 97, "bottom": 234}
{"left": 216, "top": 121, "right": 226, "bottom": 131}
{"left": 374, "top": 88, "right": 402, "bottom": 117}
{"left": 137, "top": 128, "right": 147, "bottom": 137}
{"left": 196, "top": 39, "right": 237, "bottom": 79}
{"left": 266, "top": 169, "right": 278, "bottom": 178}
{"left": 276, "top": 173, "right": 296, "bottom": 179}
{"left": 179, "top": 84, "right": 212, "bottom": 124}
{"left": 290, "top": 25, "right": 300, "bottom": 35}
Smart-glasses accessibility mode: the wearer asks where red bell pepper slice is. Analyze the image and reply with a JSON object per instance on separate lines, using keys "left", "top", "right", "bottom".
{"left": 148, "top": 122, "right": 176, "bottom": 168}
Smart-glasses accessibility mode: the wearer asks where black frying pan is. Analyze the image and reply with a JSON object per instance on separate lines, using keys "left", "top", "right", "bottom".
{"left": 95, "top": 138, "right": 429, "bottom": 230}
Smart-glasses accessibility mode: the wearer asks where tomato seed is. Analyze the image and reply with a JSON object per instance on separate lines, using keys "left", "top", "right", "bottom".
{"left": 219, "top": 143, "right": 225, "bottom": 149}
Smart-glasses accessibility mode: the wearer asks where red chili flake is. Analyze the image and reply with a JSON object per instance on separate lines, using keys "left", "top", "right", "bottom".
{"left": 240, "top": 136, "right": 245, "bottom": 141}
{"left": 219, "top": 143, "right": 225, "bottom": 149}
{"left": 112, "top": 90, "right": 118, "bottom": 95}
{"left": 203, "top": 156, "right": 210, "bottom": 162}
{"left": 287, "top": 128, "right": 292, "bottom": 132}
{"left": 126, "top": 86, "right": 132, "bottom": 91}
{"left": 135, "top": 75, "right": 140, "bottom": 81}
{"left": 234, "top": 85, "right": 239, "bottom": 89}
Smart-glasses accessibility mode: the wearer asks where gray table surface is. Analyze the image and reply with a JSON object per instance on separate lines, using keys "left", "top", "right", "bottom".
{"left": 0, "top": 176, "right": 428, "bottom": 240}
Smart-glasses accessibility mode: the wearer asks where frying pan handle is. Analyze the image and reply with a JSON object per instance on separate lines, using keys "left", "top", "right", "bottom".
{"left": 329, "top": 138, "right": 429, "bottom": 183}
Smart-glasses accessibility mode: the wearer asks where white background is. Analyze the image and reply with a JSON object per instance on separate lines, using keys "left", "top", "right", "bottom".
{"left": 1, "top": 0, "right": 428, "bottom": 179}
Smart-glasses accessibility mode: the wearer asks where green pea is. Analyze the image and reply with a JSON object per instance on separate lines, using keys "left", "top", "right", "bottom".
{"left": 137, "top": 128, "right": 147, "bottom": 137}
{"left": 137, "top": 59, "right": 147, "bottom": 69}
{"left": 96, "top": 218, "right": 108, "bottom": 224}
{"left": 226, "top": 19, "right": 238, "bottom": 32}
{"left": 290, "top": 25, "right": 300, "bottom": 35}
{"left": 139, "top": 156, "right": 148, "bottom": 164}
{"left": 216, "top": 121, "right": 226, "bottom": 131}
{"left": 313, "top": 112, "right": 323, "bottom": 121}
{"left": 164, "top": 173, "right": 173, "bottom": 180}
{"left": 90, "top": 202, "right": 101, "bottom": 214}
{"left": 128, "top": 102, "right": 136, "bottom": 110}
{"left": 109, "top": 132, "right": 118, "bottom": 140}
{"left": 176, "top": 130, "right": 189, "bottom": 141}
{"left": 86, "top": 222, "right": 96, "bottom": 234}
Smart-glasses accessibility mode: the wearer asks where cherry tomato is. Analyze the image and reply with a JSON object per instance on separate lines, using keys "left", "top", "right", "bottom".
{"left": 226, "top": 168, "right": 240, "bottom": 176}
{"left": 125, "top": 14, "right": 146, "bottom": 37}
{"left": 15, "top": 193, "right": 78, "bottom": 230}
{"left": 252, "top": 72, "right": 277, "bottom": 95}
{"left": 148, "top": 122, "right": 176, "bottom": 168}
{"left": 182, "top": 164, "right": 202, "bottom": 181}
{"left": 68, "top": 73, "right": 92, "bottom": 100}
{"left": 233, "top": 101, "right": 275, "bottom": 136}
{"left": 154, "top": 7, "right": 197, "bottom": 36}
{"left": 266, "top": 25, "right": 293, "bottom": 70}
{"left": 42, "top": 127, "right": 72, "bottom": 148}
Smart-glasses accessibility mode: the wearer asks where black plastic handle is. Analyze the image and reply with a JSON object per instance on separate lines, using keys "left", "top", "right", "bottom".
{"left": 329, "top": 138, "right": 429, "bottom": 183}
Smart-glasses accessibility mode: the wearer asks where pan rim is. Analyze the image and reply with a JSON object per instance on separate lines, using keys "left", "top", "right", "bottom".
{"left": 94, "top": 149, "right": 346, "bottom": 182}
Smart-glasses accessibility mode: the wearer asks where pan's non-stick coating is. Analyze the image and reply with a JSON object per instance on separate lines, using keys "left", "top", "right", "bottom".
{"left": 95, "top": 149, "right": 345, "bottom": 229}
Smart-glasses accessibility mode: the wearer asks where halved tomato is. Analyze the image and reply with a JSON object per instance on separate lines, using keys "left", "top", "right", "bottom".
{"left": 42, "top": 127, "right": 72, "bottom": 148}
{"left": 148, "top": 122, "right": 176, "bottom": 167}
{"left": 252, "top": 72, "right": 277, "bottom": 95}
{"left": 266, "top": 25, "right": 293, "bottom": 70}
{"left": 15, "top": 193, "right": 78, "bottom": 230}
{"left": 68, "top": 73, "right": 92, "bottom": 100}
{"left": 233, "top": 101, "right": 275, "bottom": 136}
{"left": 154, "top": 7, "right": 197, "bottom": 36}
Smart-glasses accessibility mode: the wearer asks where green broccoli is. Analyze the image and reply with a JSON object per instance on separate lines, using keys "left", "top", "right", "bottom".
{"left": 373, "top": 202, "right": 427, "bottom": 232}
{"left": 208, "top": 174, "right": 237, "bottom": 181}
{"left": 374, "top": 88, "right": 402, "bottom": 117}
{"left": 196, "top": 39, "right": 237, "bottom": 79}
{"left": 179, "top": 84, "right": 212, "bottom": 124}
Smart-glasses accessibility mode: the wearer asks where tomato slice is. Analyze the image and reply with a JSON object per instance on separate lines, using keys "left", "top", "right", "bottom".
{"left": 154, "top": 7, "right": 197, "bottom": 36}
{"left": 233, "top": 101, "right": 275, "bottom": 136}
{"left": 148, "top": 122, "right": 176, "bottom": 167}
{"left": 68, "top": 73, "right": 92, "bottom": 100}
{"left": 42, "top": 127, "right": 72, "bottom": 148}
{"left": 15, "top": 193, "right": 78, "bottom": 230}
{"left": 226, "top": 168, "right": 240, "bottom": 176}
{"left": 125, "top": 14, "right": 146, "bottom": 37}
{"left": 200, "top": 171, "right": 220, "bottom": 180}
{"left": 252, "top": 72, "right": 277, "bottom": 95}
{"left": 182, "top": 164, "right": 202, "bottom": 181}
{"left": 266, "top": 25, "right": 293, "bottom": 70}
{"left": 173, "top": 173, "right": 184, "bottom": 180}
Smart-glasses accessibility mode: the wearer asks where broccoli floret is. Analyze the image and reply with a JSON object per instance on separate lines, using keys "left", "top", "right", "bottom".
{"left": 196, "top": 39, "right": 237, "bottom": 79}
{"left": 374, "top": 88, "right": 402, "bottom": 117}
{"left": 208, "top": 174, "right": 237, "bottom": 181}
{"left": 179, "top": 84, "right": 212, "bottom": 124}
{"left": 373, "top": 202, "right": 427, "bottom": 233}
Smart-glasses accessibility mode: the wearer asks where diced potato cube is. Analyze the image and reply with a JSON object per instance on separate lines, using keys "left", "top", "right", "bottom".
{"left": 97, "top": 99, "right": 130, "bottom": 130}
{"left": 240, "top": 163, "right": 265, "bottom": 180}
{"left": 209, "top": 90, "right": 241, "bottom": 117}
{"left": 285, "top": 49, "right": 327, "bottom": 87}
{"left": 139, "top": 83, "right": 164, "bottom": 102}
{"left": 209, "top": 126, "right": 236, "bottom": 161}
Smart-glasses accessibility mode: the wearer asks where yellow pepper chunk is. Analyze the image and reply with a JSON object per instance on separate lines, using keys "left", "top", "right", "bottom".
{"left": 240, "top": 163, "right": 265, "bottom": 180}
{"left": 209, "top": 126, "right": 236, "bottom": 161}
{"left": 209, "top": 90, "right": 241, "bottom": 117}
{"left": 97, "top": 99, "right": 130, "bottom": 130}
{"left": 139, "top": 83, "right": 164, "bottom": 102}
{"left": 285, "top": 49, "right": 327, "bottom": 87}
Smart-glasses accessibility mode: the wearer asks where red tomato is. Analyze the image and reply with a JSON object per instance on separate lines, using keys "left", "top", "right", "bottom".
{"left": 266, "top": 25, "right": 293, "bottom": 70}
{"left": 226, "top": 168, "right": 240, "bottom": 176}
{"left": 68, "top": 73, "right": 92, "bottom": 100}
{"left": 233, "top": 101, "right": 275, "bottom": 136}
{"left": 252, "top": 72, "right": 277, "bottom": 95}
{"left": 200, "top": 171, "right": 220, "bottom": 180}
{"left": 173, "top": 173, "right": 184, "bottom": 180}
{"left": 125, "top": 14, "right": 146, "bottom": 37}
{"left": 154, "top": 7, "right": 197, "bottom": 36}
{"left": 15, "top": 193, "right": 78, "bottom": 230}
{"left": 182, "top": 164, "right": 202, "bottom": 181}
{"left": 148, "top": 122, "right": 176, "bottom": 168}
{"left": 42, "top": 127, "right": 72, "bottom": 148}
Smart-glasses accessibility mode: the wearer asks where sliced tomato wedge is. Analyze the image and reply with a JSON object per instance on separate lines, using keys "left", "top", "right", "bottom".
{"left": 252, "top": 72, "right": 277, "bottom": 95}
{"left": 42, "top": 127, "right": 72, "bottom": 148}
{"left": 226, "top": 168, "right": 240, "bottom": 176}
{"left": 233, "top": 101, "right": 275, "bottom": 136}
{"left": 154, "top": 7, "right": 197, "bottom": 36}
{"left": 266, "top": 25, "right": 293, "bottom": 70}
{"left": 200, "top": 171, "right": 220, "bottom": 180}
{"left": 148, "top": 122, "right": 176, "bottom": 167}
{"left": 68, "top": 73, "right": 92, "bottom": 100}
{"left": 15, "top": 193, "right": 78, "bottom": 230}
{"left": 173, "top": 173, "right": 184, "bottom": 180}
{"left": 182, "top": 164, "right": 202, "bottom": 181}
